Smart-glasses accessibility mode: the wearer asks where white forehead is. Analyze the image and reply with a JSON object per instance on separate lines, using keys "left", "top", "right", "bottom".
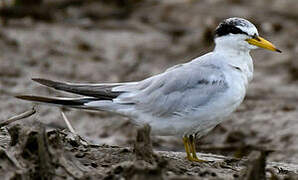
{"left": 226, "top": 17, "right": 258, "bottom": 36}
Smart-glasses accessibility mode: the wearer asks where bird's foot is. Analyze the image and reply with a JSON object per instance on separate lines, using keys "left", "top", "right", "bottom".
{"left": 186, "top": 156, "right": 208, "bottom": 163}
{"left": 183, "top": 135, "right": 209, "bottom": 163}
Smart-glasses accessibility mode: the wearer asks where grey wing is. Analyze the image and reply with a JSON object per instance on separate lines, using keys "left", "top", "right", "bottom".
{"left": 116, "top": 63, "right": 229, "bottom": 117}
{"left": 22, "top": 61, "right": 228, "bottom": 116}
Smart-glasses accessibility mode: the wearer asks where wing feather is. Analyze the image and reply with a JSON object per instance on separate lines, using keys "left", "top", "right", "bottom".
{"left": 116, "top": 62, "right": 229, "bottom": 117}
{"left": 32, "top": 78, "right": 131, "bottom": 100}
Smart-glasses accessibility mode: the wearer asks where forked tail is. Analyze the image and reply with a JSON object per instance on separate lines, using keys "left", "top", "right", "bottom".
{"left": 16, "top": 95, "right": 100, "bottom": 110}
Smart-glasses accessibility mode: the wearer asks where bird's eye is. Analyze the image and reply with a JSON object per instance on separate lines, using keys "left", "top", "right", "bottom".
{"left": 252, "top": 34, "right": 261, "bottom": 41}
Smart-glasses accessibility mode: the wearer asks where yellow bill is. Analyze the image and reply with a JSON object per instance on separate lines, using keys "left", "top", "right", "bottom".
{"left": 246, "top": 36, "right": 281, "bottom": 53}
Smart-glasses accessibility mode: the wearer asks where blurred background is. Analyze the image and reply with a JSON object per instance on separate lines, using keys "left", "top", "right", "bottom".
{"left": 1, "top": 0, "right": 298, "bottom": 163}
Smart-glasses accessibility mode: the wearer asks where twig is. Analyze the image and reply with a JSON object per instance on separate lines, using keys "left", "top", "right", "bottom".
{"left": 0, "top": 106, "right": 36, "bottom": 128}
{"left": 60, "top": 111, "right": 90, "bottom": 146}
{"left": 60, "top": 111, "right": 76, "bottom": 134}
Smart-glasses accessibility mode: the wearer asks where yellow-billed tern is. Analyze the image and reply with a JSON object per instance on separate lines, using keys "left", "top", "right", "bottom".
{"left": 17, "top": 17, "right": 281, "bottom": 162}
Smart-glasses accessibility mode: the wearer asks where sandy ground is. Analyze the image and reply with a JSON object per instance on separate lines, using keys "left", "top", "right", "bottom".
{"left": 1, "top": 0, "right": 298, "bottom": 177}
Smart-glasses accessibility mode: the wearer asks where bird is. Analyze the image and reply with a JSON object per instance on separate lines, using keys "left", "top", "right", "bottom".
{"left": 16, "top": 17, "right": 281, "bottom": 162}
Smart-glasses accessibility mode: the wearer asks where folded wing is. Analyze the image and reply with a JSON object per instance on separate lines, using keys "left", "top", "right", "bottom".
{"left": 17, "top": 60, "right": 228, "bottom": 117}
{"left": 120, "top": 63, "right": 229, "bottom": 117}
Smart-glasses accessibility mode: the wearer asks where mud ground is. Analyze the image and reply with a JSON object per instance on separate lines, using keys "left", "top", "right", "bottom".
{"left": 1, "top": 0, "right": 298, "bottom": 179}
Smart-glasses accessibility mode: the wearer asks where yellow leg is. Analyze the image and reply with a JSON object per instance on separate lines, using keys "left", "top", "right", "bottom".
{"left": 183, "top": 135, "right": 207, "bottom": 162}
{"left": 189, "top": 135, "right": 207, "bottom": 162}
{"left": 183, "top": 136, "right": 192, "bottom": 161}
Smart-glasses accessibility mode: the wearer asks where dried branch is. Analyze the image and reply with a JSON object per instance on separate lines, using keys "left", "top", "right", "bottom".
{"left": 133, "top": 124, "right": 158, "bottom": 163}
{"left": 60, "top": 111, "right": 76, "bottom": 134}
{"left": 0, "top": 106, "right": 36, "bottom": 128}
{"left": 60, "top": 111, "right": 90, "bottom": 146}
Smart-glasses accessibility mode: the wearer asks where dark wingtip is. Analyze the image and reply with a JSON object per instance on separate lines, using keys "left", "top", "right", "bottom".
{"left": 15, "top": 95, "right": 39, "bottom": 101}
{"left": 32, "top": 78, "right": 50, "bottom": 84}
{"left": 15, "top": 95, "right": 57, "bottom": 104}
{"left": 32, "top": 78, "right": 58, "bottom": 87}
{"left": 32, "top": 78, "right": 42, "bottom": 82}
{"left": 15, "top": 95, "right": 29, "bottom": 100}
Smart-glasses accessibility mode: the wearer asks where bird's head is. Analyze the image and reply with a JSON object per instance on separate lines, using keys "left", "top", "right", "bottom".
{"left": 214, "top": 17, "right": 281, "bottom": 53}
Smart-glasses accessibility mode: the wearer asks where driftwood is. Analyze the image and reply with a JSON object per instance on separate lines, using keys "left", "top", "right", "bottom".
{"left": 0, "top": 123, "right": 298, "bottom": 179}
{"left": 133, "top": 124, "right": 156, "bottom": 163}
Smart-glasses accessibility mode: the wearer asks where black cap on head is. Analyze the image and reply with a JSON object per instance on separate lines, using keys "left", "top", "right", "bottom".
{"left": 215, "top": 18, "right": 250, "bottom": 38}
